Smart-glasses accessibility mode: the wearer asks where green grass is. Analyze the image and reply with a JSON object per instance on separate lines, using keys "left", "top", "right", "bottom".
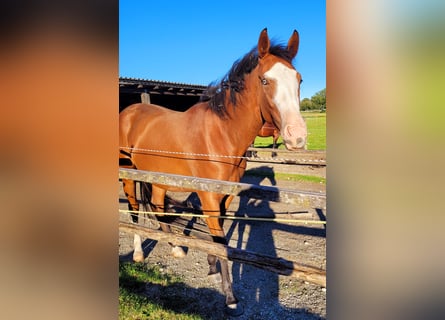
{"left": 119, "top": 262, "right": 202, "bottom": 320}
{"left": 253, "top": 112, "right": 326, "bottom": 150}
{"left": 303, "top": 111, "right": 326, "bottom": 150}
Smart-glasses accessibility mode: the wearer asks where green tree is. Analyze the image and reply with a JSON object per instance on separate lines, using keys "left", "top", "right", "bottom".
{"left": 300, "top": 97, "right": 314, "bottom": 111}
{"left": 311, "top": 88, "right": 326, "bottom": 111}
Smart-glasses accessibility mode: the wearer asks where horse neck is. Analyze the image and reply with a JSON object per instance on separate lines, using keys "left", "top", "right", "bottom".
{"left": 222, "top": 70, "right": 264, "bottom": 153}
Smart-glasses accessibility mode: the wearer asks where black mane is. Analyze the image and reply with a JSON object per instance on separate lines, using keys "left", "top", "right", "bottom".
{"left": 200, "top": 42, "right": 294, "bottom": 118}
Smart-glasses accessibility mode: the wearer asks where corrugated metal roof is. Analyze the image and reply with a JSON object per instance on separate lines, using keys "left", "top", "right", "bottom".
{"left": 119, "top": 76, "right": 207, "bottom": 91}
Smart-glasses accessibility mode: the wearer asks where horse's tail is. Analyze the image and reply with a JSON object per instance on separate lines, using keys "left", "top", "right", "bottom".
{"left": 139, "top": 182, "right": 162, "bottom": 228}
{"left": 139, "top": 181, "right": 153, "bottom": 212}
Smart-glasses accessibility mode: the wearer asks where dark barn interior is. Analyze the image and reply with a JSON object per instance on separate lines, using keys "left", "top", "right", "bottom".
{"left": 119, "top": 77, "right": 207, "bottom": 113}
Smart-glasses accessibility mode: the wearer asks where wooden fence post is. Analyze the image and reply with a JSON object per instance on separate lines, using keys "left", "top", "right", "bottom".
{"left": 141, "top": 92, "right": 150, "bottom": 104}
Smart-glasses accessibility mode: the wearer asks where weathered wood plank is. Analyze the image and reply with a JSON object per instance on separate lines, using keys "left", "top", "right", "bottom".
{"left": 119, "top": 222, "right": 326, "bottom": 287}
{"left": 247, "top": 157, "right": 326, "bottom": 165}
{"left": 119, "top": 168, "right": 326, "bottom": 209}
{"left": 140, "top": 92, "right": 151, "bottom": 104}
{"left": 246, "top": 148, "right": 326, "bottom": 165}
{"left": 247, "top": 148, "right": 325, "bottom": 156}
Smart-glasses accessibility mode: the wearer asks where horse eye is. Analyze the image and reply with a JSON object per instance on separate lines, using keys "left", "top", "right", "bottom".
{"left": 261, "top": 78, "right": 268, "bottom": 85}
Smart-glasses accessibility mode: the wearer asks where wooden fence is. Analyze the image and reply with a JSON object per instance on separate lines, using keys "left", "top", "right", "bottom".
{"left": 119, "top": 168, "right": 326, "bottom": 210}
{"left": 118, "top": 168, "right": 326, "bottom": 287}
{"left": 120, "top": 222, "right": 326, "bottom": 286}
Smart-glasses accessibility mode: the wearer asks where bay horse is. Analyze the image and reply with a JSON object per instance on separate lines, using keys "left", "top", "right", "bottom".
{"left": 119, "top": 28, "right": 307, "bottom": 314}
{"left": 258, "top": 122, "right": 280, "bottom": 149}
{"left": 252, "top": 122, "right": 281, "bottom": 157}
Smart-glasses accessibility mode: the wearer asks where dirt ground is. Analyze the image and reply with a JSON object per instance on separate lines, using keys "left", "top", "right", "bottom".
{"left": 119, "top": 161, "right": 326, "bottom": 319}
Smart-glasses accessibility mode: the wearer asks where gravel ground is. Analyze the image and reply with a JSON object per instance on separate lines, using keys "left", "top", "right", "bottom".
{"left": 119, "top": 162, "right": 326, "bottom": 319}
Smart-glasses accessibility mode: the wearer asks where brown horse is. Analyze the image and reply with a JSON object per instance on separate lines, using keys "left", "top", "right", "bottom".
{"left": 258, "top": 122, "right": 280, "bottom": 148}
{"left": 256, "top": 121, "right": 281, "bottom": 157}
{"left": 119, "top": 28, "right": 307, "bottom": 314}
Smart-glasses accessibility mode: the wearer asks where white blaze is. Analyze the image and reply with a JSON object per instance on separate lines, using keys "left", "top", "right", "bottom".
{"left": 264, "top": 62, "right": 300, "bottom": 121}
{"left": 264, "top": 62, "right": 307, "bottom": 149}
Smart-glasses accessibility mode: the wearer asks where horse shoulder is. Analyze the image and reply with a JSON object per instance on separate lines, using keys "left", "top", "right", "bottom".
{"left": 181, "top": 102, "right": 217, "bottom": 130}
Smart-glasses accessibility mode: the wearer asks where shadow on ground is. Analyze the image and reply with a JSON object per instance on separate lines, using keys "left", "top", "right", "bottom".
{"left": 119, "top": 260, "right": 325, "bottom": 320}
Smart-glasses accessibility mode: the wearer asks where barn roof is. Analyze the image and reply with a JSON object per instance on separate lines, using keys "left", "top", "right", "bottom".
{"left": 119, "top": 77, "right": 207, "bottom": 97}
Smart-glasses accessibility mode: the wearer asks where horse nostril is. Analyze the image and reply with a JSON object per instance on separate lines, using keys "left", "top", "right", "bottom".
{"left": 296, "top": 137, "right": 305, "bottom": 148}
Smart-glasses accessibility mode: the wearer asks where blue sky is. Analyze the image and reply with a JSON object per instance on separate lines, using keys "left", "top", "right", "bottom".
{"left": 119, "top": 1, "right": 325, "bottom": 99}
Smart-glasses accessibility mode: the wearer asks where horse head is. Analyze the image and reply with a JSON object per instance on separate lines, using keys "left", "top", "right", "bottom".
{"left": 256, "top": 28, "right": 307, "bottom": 150}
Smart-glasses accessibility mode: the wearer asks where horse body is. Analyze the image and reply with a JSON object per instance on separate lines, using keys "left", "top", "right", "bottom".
{"left": 258, "top": 121, "right": 280, "bottom": 149}
{"left": 119, "top": 28, "right": 306, "bottom": 313}
{"left": 259, "top": 122, "right": 279, "bottom": 139}
{"left": 120, "top": 100, "right": 258, "bottom": 182}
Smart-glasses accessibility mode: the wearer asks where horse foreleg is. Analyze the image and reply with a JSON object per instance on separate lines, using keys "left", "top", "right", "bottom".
{"left": 122, "top": 179, "right": 144, "bottom": 262}
{"left": 199, "top": 192, "right": 241, "bottom": 314}
{"left": 205, "top": 194, "right": 232, "bottom": 275}
{"left": 272, "top": 136, "right": 278, "bottom": 157}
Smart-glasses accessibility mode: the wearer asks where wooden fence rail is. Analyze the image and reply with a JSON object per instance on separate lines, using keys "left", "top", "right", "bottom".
{"left": 120, "top": 222, "right": 326, "bottom": 287}
{"left": 246, "top": 148, "right": 326, "bottom": 166}
{"left": 119, "top": 168, "right": 326, "bottom": 210}
{"left": 247, "top": 148, "right": 326, "bottom": 157}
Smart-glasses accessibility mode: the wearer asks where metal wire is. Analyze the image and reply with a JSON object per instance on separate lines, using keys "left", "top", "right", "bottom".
{"left": 119, "top": 146, "right": 326, "bottom": 164}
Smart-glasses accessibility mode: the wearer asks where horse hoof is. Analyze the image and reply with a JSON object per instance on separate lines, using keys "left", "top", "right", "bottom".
{"left": 207, "top": 272, "right": 222, "bottom": 284}
{"left": 225, "top": 303, "right": 244, "bottom": 317}
{"left": 147, "top": 217, "right": 160, "bottom": 229}
{"left": 171, "top": 246, "right": 187, "bottom": 258}
{"left": 133, "top": 251, "right": 144, "bottom": 263}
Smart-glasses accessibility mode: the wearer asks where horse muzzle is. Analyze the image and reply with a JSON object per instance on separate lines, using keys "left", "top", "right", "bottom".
{"left": 282, "top": 124, "right": 307, "bottom": 150}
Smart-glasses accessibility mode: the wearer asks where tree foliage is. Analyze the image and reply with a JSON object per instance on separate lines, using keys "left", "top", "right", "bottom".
{"left": 300, "top": 97, "right": 314, "bottom": 111}
{"left": 311, "top": 88, "right": 326, "bottom": 111}
{"left": 301, "top": 88, "right": 326, "bottom": 111}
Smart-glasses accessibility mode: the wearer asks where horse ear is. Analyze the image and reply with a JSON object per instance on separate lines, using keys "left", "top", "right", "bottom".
{"left": 258, "top": 28, "right": 270, "bottom": 58}
{"left": 287, "top": 29, "right": 300, "bottom": 59}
